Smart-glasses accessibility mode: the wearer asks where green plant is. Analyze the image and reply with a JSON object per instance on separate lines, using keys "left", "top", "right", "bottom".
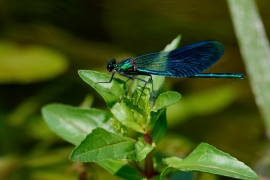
{"left": 42, "top": 36, "right": 258, "bottom": 180}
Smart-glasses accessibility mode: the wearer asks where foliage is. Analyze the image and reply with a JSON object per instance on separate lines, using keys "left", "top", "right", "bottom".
{"left": 42, "top": 36, "right": 258, "bottom": 179}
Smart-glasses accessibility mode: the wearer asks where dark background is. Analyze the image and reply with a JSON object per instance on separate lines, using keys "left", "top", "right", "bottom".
{"left": 0, "top": 0, "right": 269, "bottom": 179}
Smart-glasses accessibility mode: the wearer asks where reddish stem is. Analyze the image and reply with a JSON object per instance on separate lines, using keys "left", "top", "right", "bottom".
{"left": 143, "top": 133, "right": 155, "bottom": 179}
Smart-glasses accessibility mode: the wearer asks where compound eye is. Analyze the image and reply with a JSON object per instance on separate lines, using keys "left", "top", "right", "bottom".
{"left": 107, "top": 64, "right": 112, "bottom": 72}
{"left": 107, "top": 59, "right": 116, "bottom": 72}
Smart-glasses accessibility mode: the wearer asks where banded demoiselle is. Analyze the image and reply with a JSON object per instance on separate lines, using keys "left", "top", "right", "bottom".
{"left": 97, "top": 40, "right": 245, "bottom": 103}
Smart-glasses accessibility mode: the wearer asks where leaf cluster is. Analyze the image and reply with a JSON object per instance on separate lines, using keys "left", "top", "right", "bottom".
{"left": 41, "top": 36, "right": 258, "bottom": 180}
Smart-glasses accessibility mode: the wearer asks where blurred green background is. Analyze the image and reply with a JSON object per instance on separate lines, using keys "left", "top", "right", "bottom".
{"left": 0, "top": 0, "right": 269, "bottom": 179}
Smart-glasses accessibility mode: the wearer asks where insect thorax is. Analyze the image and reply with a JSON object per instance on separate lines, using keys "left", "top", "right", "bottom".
{"left": 119, "top": 58, "right": 138, "bottom": 72}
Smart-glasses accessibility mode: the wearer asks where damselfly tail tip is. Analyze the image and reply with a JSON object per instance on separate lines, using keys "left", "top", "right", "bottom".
{"left": 239, "top": 74, "right": 246, "bottom": 79}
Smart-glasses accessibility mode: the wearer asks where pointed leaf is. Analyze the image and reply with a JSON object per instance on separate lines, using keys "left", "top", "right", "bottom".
{"left": 135, "top": 138, "right": 154, "bottom": 161}
{"left": 153, "top": 91, "right": 181, "bottom": 111}
{"left": 151, "top": 110, "right": 167, "bottom": 144}
{"left": 70, "top": 128, "right": 152, "bottom": 162}
{"left": 78, "top": 70, "right": 125, "bottom": 108}
{"left": 41, "top": 104, "right": 114, "bottom": 146}
{"left": 111, "top": 101, "right": 145, "bottom": 133}
{"left": 79, "top": 70, "right": 146, "bottom": 133}
{"left": 110, "top": 118, "right": 128, "bottom": 136}
{"left": 132, "top": 86, "right": 151, "bottom": 111}
{"left": 161, "top": 143, "right": 258, "bottom": 180}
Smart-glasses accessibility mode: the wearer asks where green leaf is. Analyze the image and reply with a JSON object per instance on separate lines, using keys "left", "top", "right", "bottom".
{"left": 146, "top": 91, "right": 180, "bottom": 133}
{"left": 135, "top": 138, "right": 154, "bottom": 161}
{"left": 132, "top": 86, "right": 151, "bottom": 111}
{"left": 151, "top": 110, "right": 167, "bottom": 144}
{"left": 78, "top": 70, "right": 125, "bottom": 108}
{"left": 70, "top": 128, "right": 136, "bottom": 162}
{"left": 160, "top": 143, "right": 258, "bottom": 180}
{"left": 111, "top": 101, "right": 145, "bottom": 133}
{"left": 153, "top": 91, "right": 181, "bottom": 111}
{"left": 146, "top": 110, "right": 163, "bottom": 131}
{"left": 110, "top": 118, "right": 128, "bottom": 136}
{"left": 70, "top": 128, "right": 153, "bottom": 162}
{"left": 98, "top": 160, "right": 146, "bottom": 180}
{"left": 41, "top": 104, "right": 114, "bottom": 146}
{"left": 79, "top": 70, "right": 146, "bottom": 133}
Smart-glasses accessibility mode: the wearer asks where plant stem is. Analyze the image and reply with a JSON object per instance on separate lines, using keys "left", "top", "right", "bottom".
{"left": 144, "top": 134, "right": 155, "bottom": 179}
{"left": 145, "top": 151, "right": 154, "bottom": 179}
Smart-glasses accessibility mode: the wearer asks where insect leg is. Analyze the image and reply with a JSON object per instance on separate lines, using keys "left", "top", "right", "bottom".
{"left": 95, "top": 72, "right": 116, "bottom": 86}
{"left": 137, "top": 75, "right": 154, "bottom": 104}
{"left": 117, "top": 73, "right": 149, "bottom": 104}
{"left": 144, "top": 75, "right": 155, "bottom": 100}
{"left": 119, "top": 77, "right": 134, "bottom": 102}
